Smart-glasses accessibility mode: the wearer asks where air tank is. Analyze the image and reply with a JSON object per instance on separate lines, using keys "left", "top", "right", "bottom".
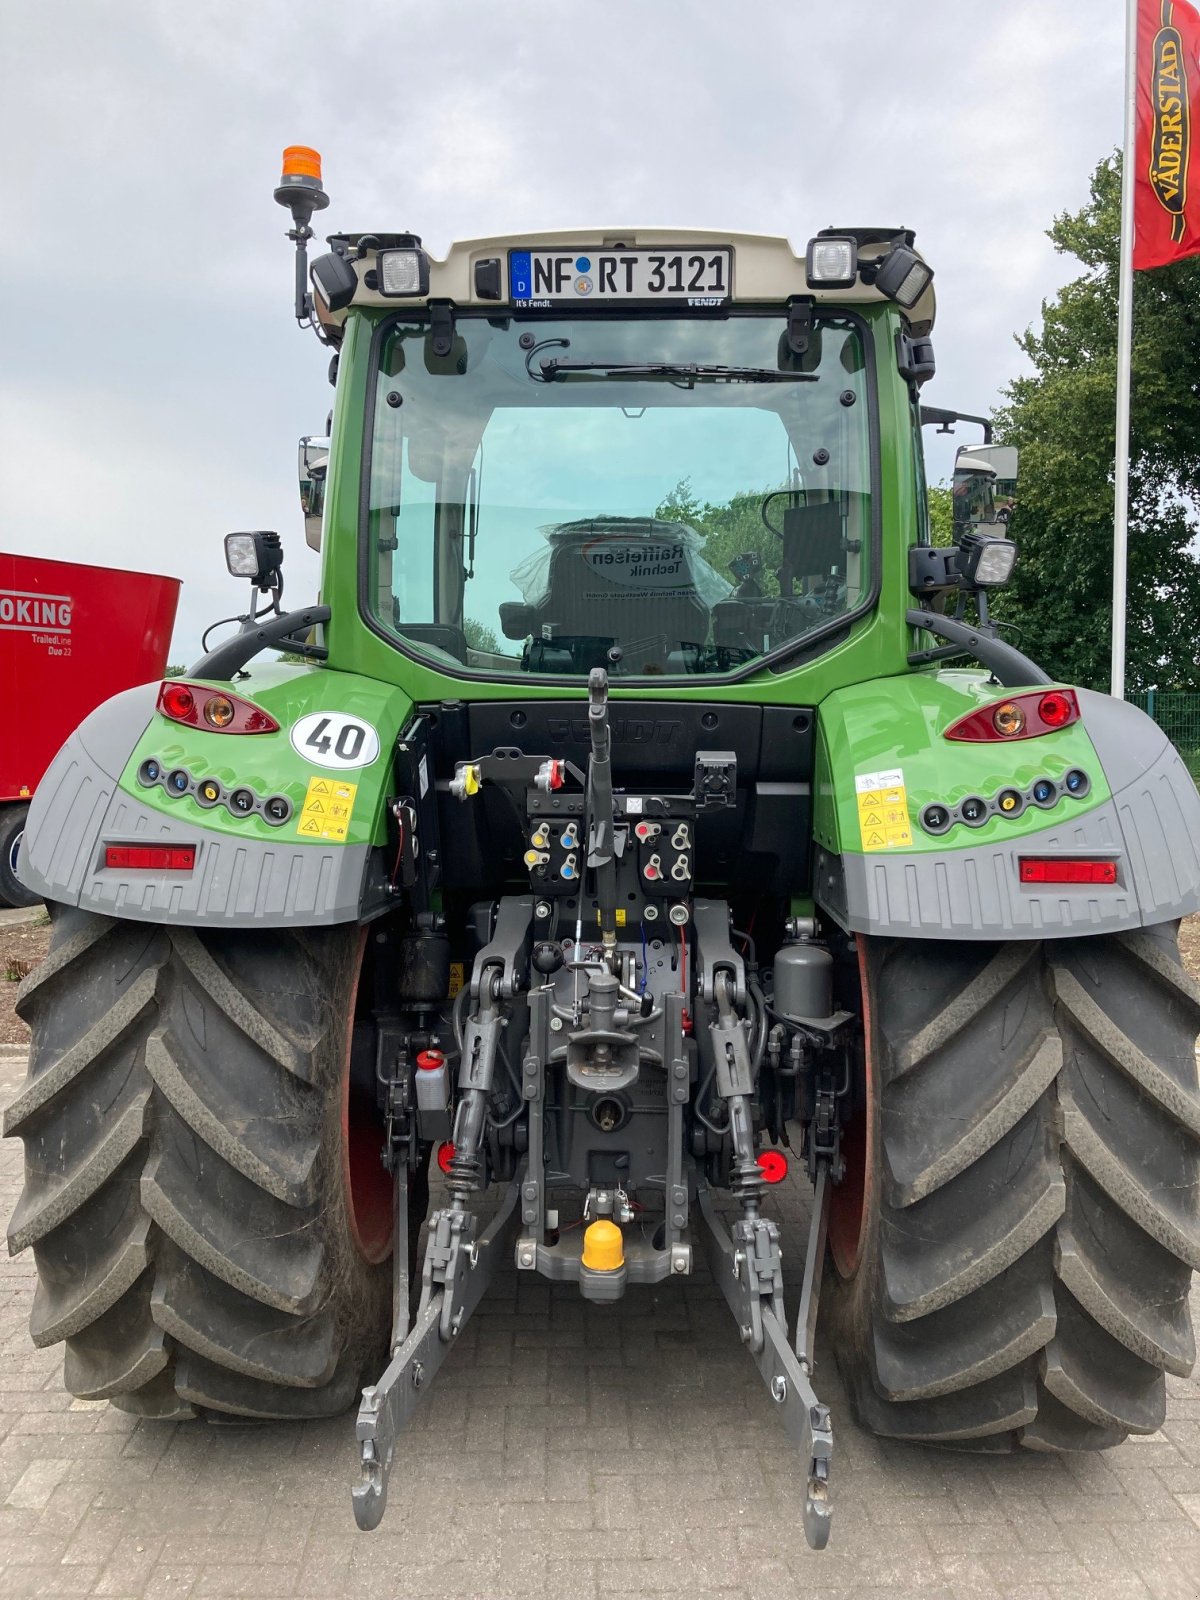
{"left": 773, "top": 939, "right": 834, "bottom": 1023}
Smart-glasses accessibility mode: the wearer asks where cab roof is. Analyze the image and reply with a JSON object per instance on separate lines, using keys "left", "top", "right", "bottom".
{"left": 314, "top": 226, "right": 936, "bottom": 334}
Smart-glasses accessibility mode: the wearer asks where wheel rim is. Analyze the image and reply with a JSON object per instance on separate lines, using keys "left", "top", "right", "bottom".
{"left": 828, "top": 939, "right": 874, "bottom": 1278}
{"left": 8, "top": 828, "right": 21, "bottom": 878}
{"left": 340, "top": 931, "right": 393, "bottom": 1264}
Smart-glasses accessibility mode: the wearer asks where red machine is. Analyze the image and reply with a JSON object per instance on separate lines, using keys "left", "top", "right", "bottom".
{"left": 0, "top": 553, "right": 180, "bottom": 905}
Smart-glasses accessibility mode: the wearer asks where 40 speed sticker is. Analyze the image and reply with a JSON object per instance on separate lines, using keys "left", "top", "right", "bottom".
{"left": 290, "top": 711, "right": 381, "bottom": 771}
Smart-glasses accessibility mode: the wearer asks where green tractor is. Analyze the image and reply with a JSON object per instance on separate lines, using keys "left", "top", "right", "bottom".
{"left": 9, "top": 149, "right": 1200, "bottom": 1550}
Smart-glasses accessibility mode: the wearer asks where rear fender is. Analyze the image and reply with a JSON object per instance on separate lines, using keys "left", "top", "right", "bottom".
{"left": 813, "top": 673, "right": 1200, "bottom": 939}
{"left": 18, "top": 663, "right": 412, "bottom": 927}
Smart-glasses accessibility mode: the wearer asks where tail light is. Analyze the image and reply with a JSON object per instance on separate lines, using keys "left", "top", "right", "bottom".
{"left": 105, "top": 844, "right": 196, "bottom": 872}
{"left": 157, "top": 681, "right": 279, "bottom": 734}
{"left": 757, "top": 1149, "right": 789, "bottom": 1184}
{"left": 945, "top": 689, "right": 1080, "bottom": 742}
{"left": 1019, "top": 857, "right": 1118, "bottom": 885}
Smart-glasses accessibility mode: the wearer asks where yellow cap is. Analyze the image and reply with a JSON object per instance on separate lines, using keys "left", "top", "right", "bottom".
{"left": 581, "top": 1219, "right": 624, "bottom": 1272}
{"left": 461, "top": 765, "right": 480, "bottom": 797}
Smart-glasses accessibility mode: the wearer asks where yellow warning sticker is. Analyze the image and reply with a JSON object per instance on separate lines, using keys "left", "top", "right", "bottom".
{"left": 296, "top": 776, "right": 358, "bottom": 842}
{"left": 615, "top": 908, "right": 627, "bottom": 927}
{"left": 448, "top": 962, "right": 465, "bottom": 999}
{"left": 855, "top": 768, "right": 912, "bottom": 851}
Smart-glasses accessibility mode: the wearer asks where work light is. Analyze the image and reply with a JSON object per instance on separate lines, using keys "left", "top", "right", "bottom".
{"left": 379, "top": 248, "right": 430, "bottom": 296}
{"left": 224, "top": 530, "right": 283, "bottom": 587}
{"left": 957, "top": 530, "right": 1017, "bottom": 588}
{"left": 873, "top": 243, "right": 934, "bottom": 309}
{"left": 310, "top": 251, "right": 358, "bottom": 313}
{"left": 805, "top": 236, "right": 857, "bottom": 289}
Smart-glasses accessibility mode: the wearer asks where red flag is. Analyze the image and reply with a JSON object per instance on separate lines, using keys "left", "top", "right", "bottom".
{"left": 1134, "top": 0, "right": 1200, "bottom": 268}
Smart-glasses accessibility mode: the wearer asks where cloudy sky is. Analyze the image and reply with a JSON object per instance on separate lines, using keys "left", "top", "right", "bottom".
{"left": 2, "top": 0, "right": 1126, "bottom": 660}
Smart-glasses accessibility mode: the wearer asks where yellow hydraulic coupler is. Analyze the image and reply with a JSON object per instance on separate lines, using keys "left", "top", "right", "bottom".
{"left": 579, "top": 1219, "right": 627, "bottom": 1301}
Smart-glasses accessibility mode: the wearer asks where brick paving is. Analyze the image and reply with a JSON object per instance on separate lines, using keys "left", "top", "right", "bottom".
{"left": 0, "top": 1048, "right": 1197, "bottom": 1599}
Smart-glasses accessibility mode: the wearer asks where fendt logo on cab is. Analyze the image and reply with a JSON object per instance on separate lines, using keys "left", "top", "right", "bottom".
{"left": 546, "top": 716, "right": 682, "bottom": 745}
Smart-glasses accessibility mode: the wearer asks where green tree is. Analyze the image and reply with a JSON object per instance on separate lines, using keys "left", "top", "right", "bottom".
{"left": 995, "top": 153, "right": 1200, "bottom": 691}
{"left": 463, "top": 618, "right": 500, "bottom": 653}
{"left": 655, "top": 477, "right": 782, "bottom": 592}
{"left": 927, "top": 485, "right": 954, "bottom": 547}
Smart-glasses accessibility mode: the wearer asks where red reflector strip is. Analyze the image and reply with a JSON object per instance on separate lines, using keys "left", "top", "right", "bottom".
{"left": 757, "top": 1149, "right": 789, "bottom": 1184}
{"left": 1019, "top": 857, "right": 1117, "bottom": 885}
{"left": 105, "top": 845, "right": 196, "bottom": 872}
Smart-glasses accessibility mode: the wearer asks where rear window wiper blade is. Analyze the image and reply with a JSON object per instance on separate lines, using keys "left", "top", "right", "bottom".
{"left": 534, "top": 360, "right": 817, "bottom": 385}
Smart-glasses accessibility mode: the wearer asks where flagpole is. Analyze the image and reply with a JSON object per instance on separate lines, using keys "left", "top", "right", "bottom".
{"left": 1112, "top": 0, "right": 1139, "bottom": 699}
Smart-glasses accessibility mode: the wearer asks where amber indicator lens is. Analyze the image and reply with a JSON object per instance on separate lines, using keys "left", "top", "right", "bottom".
{"left": 204, "top": 695, "right": 235, "bottom": 728}
{"left": 992, "top": 701, "right": 1026, "bottom": 737}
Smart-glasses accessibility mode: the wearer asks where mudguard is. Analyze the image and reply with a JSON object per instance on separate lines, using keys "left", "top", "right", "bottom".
{"left": 18, "top": 662, "right": 412, "bottom": 927}
{"left": 813, "top": 673, "right": 1200, "bottom": 939}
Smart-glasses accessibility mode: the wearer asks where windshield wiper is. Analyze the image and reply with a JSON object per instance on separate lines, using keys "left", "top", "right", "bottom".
{"left": 534, "top": 360, "right": 817, "bottom": 386}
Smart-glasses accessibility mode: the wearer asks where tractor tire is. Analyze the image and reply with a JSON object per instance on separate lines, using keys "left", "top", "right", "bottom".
{"left": 828, "top": 924, "right": 1200, "bottom": 1451}
{"left": 0, "top": 805, "right": 39, "bottom": 909}
{"left": 5, "top": 905, "right": 395, "bottom": 1420}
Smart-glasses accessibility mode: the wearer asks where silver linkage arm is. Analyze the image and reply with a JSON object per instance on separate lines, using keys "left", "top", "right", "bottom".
{"left": 352, "top": 1173, "right": 522, "bottom": 1531}
{"left": 696, "top": 1185, "right": 833, "bottom": 1550}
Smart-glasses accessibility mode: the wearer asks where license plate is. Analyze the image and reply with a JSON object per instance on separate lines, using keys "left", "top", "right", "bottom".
{"left": 508, "top": 247, "right": 731, "bottom": 306}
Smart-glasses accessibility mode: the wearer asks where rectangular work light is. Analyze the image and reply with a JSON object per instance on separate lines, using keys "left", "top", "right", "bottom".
{"left": 957, "top": 530, "right": 1017, "bottom": 588}
{"left": 379, "top": 248, "right": 430, "bottom": 296}
{"left": 873, "top": 243, "right": 934, "bottom": 309}
{"left": 806, "top": 236, "right": 858, "bottom": 289}
{"left": 225, "top": 530, "right": 283, "bottom": 585}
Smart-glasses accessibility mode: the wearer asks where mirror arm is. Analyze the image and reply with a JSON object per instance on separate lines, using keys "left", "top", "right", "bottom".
{"left": 190, "top": 604, "right": 332, "bottom": 680}
{"left": 920, "top": 405, "right": 993, "bottom": 443}
{"left": 906, "top": 608, "right": 1050, "bottom": 687}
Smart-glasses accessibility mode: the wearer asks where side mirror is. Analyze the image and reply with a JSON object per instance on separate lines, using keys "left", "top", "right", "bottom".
{"left": 952, "top": 443, "right": 1018, "bottom": 535}
{"left": 499, "top": 601, "right": 535, "bottom": 641}
{"left": 298, "top": 434, "right": 330, "bottom": 551}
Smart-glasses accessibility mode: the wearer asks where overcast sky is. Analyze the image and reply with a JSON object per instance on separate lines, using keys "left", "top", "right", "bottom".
{"left": 1, "top": 0, "right": 1126, "bottom": 660}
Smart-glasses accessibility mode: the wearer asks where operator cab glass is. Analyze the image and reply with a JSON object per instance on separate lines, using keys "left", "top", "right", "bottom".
{"left": 364, "top": 313, "right": 875, "bottom": 679}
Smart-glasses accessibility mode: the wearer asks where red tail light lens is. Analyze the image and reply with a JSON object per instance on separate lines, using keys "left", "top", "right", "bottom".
{"left": 105, "top": 845, "right": 196, "bottom": 872}
{"left": 160, "top": 682, "right": 195, "bottom": 721}
{"left": 1019, "top": 857, "right": 1118, "bottom": 885}
{"left": 157, "top": 681, "right": 279, "bottom": 734}
{"left": 945, "top": 688, "right": 1080, "bottom": 742}
{"left": 1037, "top": 691, "right": 1074, "bottom": 728}
{"left": 757, "top": 1149, "right": 789, "bottom": 1184}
